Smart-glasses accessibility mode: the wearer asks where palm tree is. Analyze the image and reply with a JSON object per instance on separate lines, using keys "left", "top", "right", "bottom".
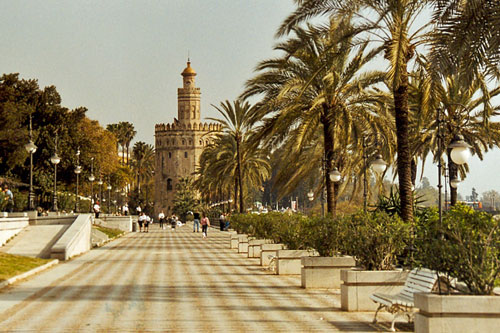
{"left": 277, "top": 0, "right": 435, "bottom": 222}
{"left": 242, "top": 18, "right": 388, "bottom": 216}
{"left": 107, "top": 123, "right": 128, "bottom": 165}
{"left": 430, "top": 0, "right": 500, "bottom": 81}
{"left": 207, "top": 100, "right": 261, "bottom": 213}
{"left": 195, "top": 130, "right": 270, "bottom": 213}
{"left": 120, "top": 121, "right": 136, "bottom": 166}
{"left": 132, "top": 141, "right": 155, "bottom": 194}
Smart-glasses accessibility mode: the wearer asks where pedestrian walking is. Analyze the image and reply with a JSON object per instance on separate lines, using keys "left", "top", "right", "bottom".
{"left": 136, "top": 205, "right": 142, "bottom": 215}
{"left": 201, "top": 213, "right": 210, "bottom": 238}
{"left": 219, "top": 213, "right": 225, "bottom": 231}
{"left": 159, "top": 211, "right": 165, "bottom": 229}
{"left": 170, "top": 214, "right": 177, "bottom": 231}
{"left": 93, "top": 201, "right": 101, "bottom": 218}
{"left": 138, "top": 212, "right": 146, "bottom": 232}
{"left": 123, "top": 203, "right": 129, "bottom": 216}
{"left": 4, "top": 185, "right": 14, "bottom": 213}
{"left": 144, "top": 215, "right": 151, "bottom": 232}
{"left": 193, "top": 211, "right": 200, "bottom": 232}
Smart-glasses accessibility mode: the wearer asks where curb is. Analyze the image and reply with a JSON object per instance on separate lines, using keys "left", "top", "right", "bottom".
{"left": 0, "top": 259, "right": 59, "bottom": 289}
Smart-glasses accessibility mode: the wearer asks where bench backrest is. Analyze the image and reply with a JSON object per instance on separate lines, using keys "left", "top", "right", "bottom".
{"left": 399, "top": 268, "right": 438, "bottom": 300}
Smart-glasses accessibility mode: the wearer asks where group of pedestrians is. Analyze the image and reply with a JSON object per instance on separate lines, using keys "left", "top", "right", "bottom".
{"left": 138, "top": 212, "right": 152, "bottom": 232}
{"left": 158, "top": 211, "right": 181, "bottom": 231}
{"left": 191, "top": 211, "right": 210, "bottom": 238}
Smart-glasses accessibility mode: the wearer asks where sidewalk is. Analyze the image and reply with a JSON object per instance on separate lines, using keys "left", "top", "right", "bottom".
{"left": 0, "top": 222, "right": 411, "bottom": 332}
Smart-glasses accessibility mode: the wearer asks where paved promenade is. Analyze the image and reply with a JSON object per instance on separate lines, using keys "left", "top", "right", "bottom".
{"left": 0, "top": 223, "right": 409, "bottom": 332}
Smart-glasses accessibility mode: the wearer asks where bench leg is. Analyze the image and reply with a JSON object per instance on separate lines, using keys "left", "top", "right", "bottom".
{"left": 372, "top": 303, "right": 384, "bottom": 324}
{"left": 391, "top": 311, "right": 406, "bottom": 332}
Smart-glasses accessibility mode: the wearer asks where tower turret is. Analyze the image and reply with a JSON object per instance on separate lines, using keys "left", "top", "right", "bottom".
{"left": 178, "top": 60, "right": 201, "bottom": 126}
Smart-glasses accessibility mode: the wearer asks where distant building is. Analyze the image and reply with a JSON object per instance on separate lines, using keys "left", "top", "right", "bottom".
{"left": 154, "top": 61, "right": 221, "bottom": 214}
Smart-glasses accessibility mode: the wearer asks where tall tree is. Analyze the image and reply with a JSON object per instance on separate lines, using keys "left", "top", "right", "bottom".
{"left": 132, "top": 141, "right": 154, "bottom": 195}
{"left": 120, "top": 121, "right": 136, "bottom": 166}
{"left": 277, "top": 0, "right": 435, "bottom": 222}
{"left": 242, "top": 19, "right": 388, "bottom": 216}
{"left": 208, "top": 100, "right": 261, "bottom": 213}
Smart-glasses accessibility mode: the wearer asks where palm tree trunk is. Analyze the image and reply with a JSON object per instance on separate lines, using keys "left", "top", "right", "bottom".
{"left": 394, "top": 68, "right": 414, "bottom": 222}
{"left": 126, "top": 143, "right": 130, "bottom": 167}
{"left": 236, "top": 136, "right": 244, "bottom": 213}
{"left": 234, "top": 176, "right": 239, "bottom": 213}
{"left": 321, "top": 105, "right": 336, "bottom": 216}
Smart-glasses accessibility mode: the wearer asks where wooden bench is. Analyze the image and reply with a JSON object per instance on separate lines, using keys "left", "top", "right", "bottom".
{"left": 370, "top": 268, "right": 438, "bottom": 332}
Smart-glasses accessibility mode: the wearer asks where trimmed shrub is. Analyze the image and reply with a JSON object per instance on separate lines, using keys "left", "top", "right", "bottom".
{"left": 304, "top": 215, "right": 342, "bottom": 257}
{"left": 340, "top": 210, "right": 411, "bottom": 270}
{"left": 415, "top": 204, "right": 500, "bottom": 295}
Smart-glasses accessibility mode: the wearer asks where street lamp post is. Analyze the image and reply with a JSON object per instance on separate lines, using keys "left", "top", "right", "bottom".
{"left": 50, "top": 134, "right": 61, "bottom": 212}
{"left": 362, "top": 138, "right": 368, "bottom": 213}
{"left": 74, "top": 148, "right": 82, "bottom": 213}
{"left": 24, "top": 115, "right": 37, "bottom": 210}
{"left": 88, "top": 158, "right": 95, "bottom": 213}
{"left": 437, "top": 107, "right": 471, "bottom": 225}
{"left": 98, "top": 177, "right": 103, "bottom": 203}
{"left": 107, "top": 183, "right": 112, "bottom": 214}
{"left": 115, "top": 188, "right": 120, "bottom": 214}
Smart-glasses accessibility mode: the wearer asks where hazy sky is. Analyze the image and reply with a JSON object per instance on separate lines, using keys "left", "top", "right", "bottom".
{"left": 1, "top": 0, "right": 499, "bottom": 199}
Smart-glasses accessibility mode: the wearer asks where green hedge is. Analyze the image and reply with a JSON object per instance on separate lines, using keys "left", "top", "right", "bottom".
{"left": 230, "top": 210, "right": 410, "bottom": 269}
{"left": 229, "top": 204, "right": 500, "bottom": 295}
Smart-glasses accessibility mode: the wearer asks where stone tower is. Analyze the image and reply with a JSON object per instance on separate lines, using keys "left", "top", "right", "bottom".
{"left": 154, "top": 61, "right": 221, "bottom": 215}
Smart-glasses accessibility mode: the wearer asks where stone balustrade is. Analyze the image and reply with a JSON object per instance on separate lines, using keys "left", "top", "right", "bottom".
{"left": 0, "top": 217, "right": 29, "bottom": 246}
{"left": 51, "top": 214, "right": 92, "bottom": 260}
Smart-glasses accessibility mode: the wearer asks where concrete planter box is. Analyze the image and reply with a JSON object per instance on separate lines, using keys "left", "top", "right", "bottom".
{"left": 341, "top": 269, "right": 408, "bottom": 311}
{"left": 275, "top": 249, "right": 319, "bottom": 275}
{"left": 230, "top": 234, "right": 243, "bottom": 249}
{"left": 237, "top": 235, "right": 250, "bottom": 253}
{"left": 260, "top": 243, "right": 285, "bottom": 266}
{"left": 301, "top": 256, "right": 356, "bottom": 289}
{"left": 414, "top": 293, "right": 500, "bottom": 333}
{"left": 248, "top": 239, "right": 273, "bottom": 258}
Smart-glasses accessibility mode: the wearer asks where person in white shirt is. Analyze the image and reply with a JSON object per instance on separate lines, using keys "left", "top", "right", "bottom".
{"left": 159, "top": 211, "right": 165, "bottom": 229}
{"left": 123, "top": 204, "right": 129, "bottom": 216}
{"left": 138, "top": 212, "right": 146, "bottom": 232}
{"left": 93, "top": 201, "right": 101, "bottom": 218}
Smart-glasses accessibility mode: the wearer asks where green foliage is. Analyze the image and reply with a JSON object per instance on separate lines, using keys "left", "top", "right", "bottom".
{"left": 93, "top": 225, "right": 124, "bottom": 239}
{"left": 340, "top": 211, "right": 411, "bottom": 270}
{"left": 375, "top": 187, "right": 425, "bottom": 217}
{"left": 172, "top": 177, "right": 200, "bottom": 221}
{"left": 414, "top": 204, "right": 500, "bottom": 295}
{"left": 0, "top": 253, "right": 51, "bottom": 282}
{"left": 303, "top": 215, "right": 343, "bottom": 257}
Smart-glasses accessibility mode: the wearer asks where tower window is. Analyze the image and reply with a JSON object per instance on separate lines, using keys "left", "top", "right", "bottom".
{"left": 184, "top": 152, "right": 188, "bottom": 158}
{"left": 199, "top": 140, "right": 202, "bottom": 146}
{"left": 167, "top": 179, "right": 173, "bottom": 191}
{"left": 168, "top": 152, "right": 172, "bottom": 158}
{"left": 182, "top": 139, "right": 185, "bottom": 145}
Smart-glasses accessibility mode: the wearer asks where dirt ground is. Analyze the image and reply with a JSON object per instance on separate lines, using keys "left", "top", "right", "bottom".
{"left": 0, "top": 223, "right": 412, "bottom": 332}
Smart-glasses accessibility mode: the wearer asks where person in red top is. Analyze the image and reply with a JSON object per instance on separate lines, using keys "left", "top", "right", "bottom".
{"left": 201, "top": 213, "right": 210, "bottom": 238}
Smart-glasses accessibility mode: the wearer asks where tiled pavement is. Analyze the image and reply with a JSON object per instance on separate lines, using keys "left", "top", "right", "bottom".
{"left": 0, "top": 223, "right": 413, "bottom": 332}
